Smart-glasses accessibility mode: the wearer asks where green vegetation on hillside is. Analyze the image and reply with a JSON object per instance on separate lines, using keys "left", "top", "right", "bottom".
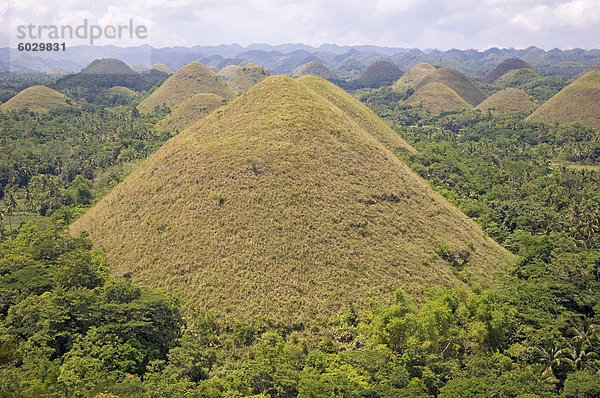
{"left": 490, "top": 68, "right": 566, "bottom": 102}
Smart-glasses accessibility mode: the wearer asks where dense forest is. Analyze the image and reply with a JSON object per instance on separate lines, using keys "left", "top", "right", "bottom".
{"left": 0, "top": 65, "right": 599, "bottom": 398}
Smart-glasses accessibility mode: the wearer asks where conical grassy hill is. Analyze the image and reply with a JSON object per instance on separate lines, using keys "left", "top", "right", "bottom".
{"left": 527, "top": 71, "right": 600, "bottom": 128}
{"left": 150, "top": 63, "right": 173, "bottom": 75}
{"left": 80, "top": 58, "right": 135, "bottom": 75}
{"left": 227, "top": 62, "right": 271, "bottom": 92}
{"left": 156, "top": 93, "right": 225, "bottom": 133}
{"left": 105, "top": 86, "right": 138, "bottom": 98}
{"left": 217, "top": 65, "right": 242, "bottom": 80}
{"left": 393, "top": 62, "right": 436, "bottom": 92}
{"left": 293, "top": 61, "right": 337, "bottom": 80}
{"left": 476, "top": 88, "right": 537, "bottom": 115}
{"left": 137, "top": 62, "right": 235, "bottom": 113}
{"left": 482, "top": 58, "right": 533, "bottom": 83}
{"left": 416, "top": 68, "right": 487, "bottom": 106}
{"left": 72, "top": 76, "right": 510, "bottom": 323}
{"left": 1, "top": 85, "right": 71, "bottom": 113}
{"left": 356, "top": 60, "right": 402, "bottom": 87}
{"left": 406, "top": 82, "right": 471, "bottom": 115}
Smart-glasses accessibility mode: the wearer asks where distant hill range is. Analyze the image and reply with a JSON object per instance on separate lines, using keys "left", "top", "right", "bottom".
{"left": 2, "top": 45, "right": 600, "bottom": 80}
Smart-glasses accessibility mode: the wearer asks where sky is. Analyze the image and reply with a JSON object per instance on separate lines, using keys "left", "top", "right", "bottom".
{"left": 1, "top": 0, "right": 599, "bottom": 50}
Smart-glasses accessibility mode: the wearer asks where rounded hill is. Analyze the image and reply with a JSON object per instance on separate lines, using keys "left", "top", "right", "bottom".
{"left": 482, "top": 58, "right": 533, "bottom": 83}
{"left": 527, "top": 70, "right": 600, "bottom": 128}
{"left": 406, "top": 83, "right": 471, "bottom": 115}
{"left": 156, "top": 93, "right": 225, "bottom": 133}
{"left": 72, "top": 75, "right": 510, "bottom": 323}
{"left": 356, "top": 61, "right": 402, "bottom": 87}
{"left": 1, "top": 85, "right": 71, "bottom": 113}
{"left": 150, "top": 63, "right": 173, "bottom": 75}
{"left": 227, "top": 62, "right": 272, "bottom": 93}
{"left": 393, "top": 62, "right": 436, "bottom": 92}
{"left": 476, "top": 88, "right": 537, "bottom": 115}
{"left": 293, "top": 61, "right": 337, "bottom": 80}
{"left": 416, "top": 68, "right": 487, "bottom": 106}
{"left": 80, "top": 58, "right": 135, "bottom": 75}
{"left": 217, "top": 65, "right": 242, "bottom": 80}
{"left": 137, "top": 62, "right": 235, "bottom": 113}
{"left": 104, "top": 86, "right": 138, "bottom": 98}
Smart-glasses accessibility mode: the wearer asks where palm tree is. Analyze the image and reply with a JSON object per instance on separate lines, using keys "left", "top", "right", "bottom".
{"left": 536, "top": 342, "right": 565, "bottom": 385}
{"left": 561, "top": 319, "right": 600, "bottom": 371}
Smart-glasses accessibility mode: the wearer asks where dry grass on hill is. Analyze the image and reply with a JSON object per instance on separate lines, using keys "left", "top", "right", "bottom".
{"left": 527, "top": 70, "right": 600, "bottom": 128}
{"left": 1, "top": 85, "right": 71, "bottom": 113}
{"left": 72, "top": 76, "right": 511, "bottom": 323}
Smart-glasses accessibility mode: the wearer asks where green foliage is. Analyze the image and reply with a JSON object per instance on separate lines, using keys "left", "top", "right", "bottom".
{"left": 0, "top": 217, "right": 181, "bottom": 397}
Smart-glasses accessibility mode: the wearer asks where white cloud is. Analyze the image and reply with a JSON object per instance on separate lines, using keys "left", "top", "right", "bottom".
{"left": 0, "top": 0, "right": 598, "bottom": 49}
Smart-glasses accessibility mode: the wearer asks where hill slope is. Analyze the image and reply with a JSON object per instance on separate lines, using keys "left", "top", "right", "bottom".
{"left": 482, "top": 58, "right": 533, "bottom": 83}
{"left": 293, "top": 61, "right": 337, "bottom": 80}
{"left": 476, "top": 88, "right": 537, "bottom": 115}
{"left": 416, "top": 68, "right": 487, "bottom": 106}
{"left": 217, "top": 65, "right": 242, "bottom": 80}
{"left": 527, "top": 70, "right": 600, "bottom": 128}
{"left": 156, "top": 93, "right": 225, "bottom": 133}
{"left": 297, "top": 75, "right": 414, "bottom": 153}
{"left": 150, "top": 63, "right": 173, "bottom": 75}
{"left": 137, "top": 62, "right": 235, "bottom": 113}
{"left": 72, "top": 75, "right": 510, "bottom": 323}
{"left": 1, "top": 85, "right": 71, "bottom": 112}
{"left": 492, "top": 68, "right": 566, "bottom": 102}
{"left": 227, "top": 62, "right": 271, "bottom": 92}
{"left": 393, "top": 62, "right": 436, "bottom": 92}
{"left": 406, "top": 83, "right": 471, "bottom": 115}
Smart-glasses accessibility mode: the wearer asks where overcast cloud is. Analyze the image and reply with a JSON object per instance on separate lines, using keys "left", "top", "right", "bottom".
{"left": 1, "top": 0, "right": 599, "bottom": 49}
